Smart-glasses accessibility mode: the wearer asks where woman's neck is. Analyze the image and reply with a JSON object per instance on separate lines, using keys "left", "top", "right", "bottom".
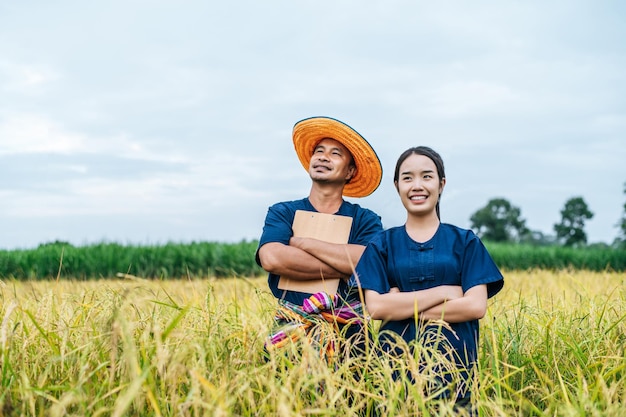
{"left": 405, "top": 213, "right": 440, "bottom": 243}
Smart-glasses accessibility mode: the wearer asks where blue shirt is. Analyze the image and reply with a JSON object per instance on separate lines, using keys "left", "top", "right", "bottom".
{"left": 256, "top": 197, "right": 383, "bottom": 305}
{"left": 349, "top": 223, "right": 504, "bottom": 392}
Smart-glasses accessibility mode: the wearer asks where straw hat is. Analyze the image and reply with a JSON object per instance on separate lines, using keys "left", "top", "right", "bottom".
{"left": 293, "top": 116, "right": 382, "bottom": 198}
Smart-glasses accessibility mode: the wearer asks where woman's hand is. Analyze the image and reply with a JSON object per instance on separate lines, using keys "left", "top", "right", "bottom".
{"left": 419, "top": 284, "right": 488, "bottom": 323}
{"left": 364, "top": 285, "right": 463, "bottom": 321}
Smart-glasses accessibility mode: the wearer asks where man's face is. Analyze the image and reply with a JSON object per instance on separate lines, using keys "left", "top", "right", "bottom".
{"left": 308, "top": 138, "right": 356, "bottom": 186}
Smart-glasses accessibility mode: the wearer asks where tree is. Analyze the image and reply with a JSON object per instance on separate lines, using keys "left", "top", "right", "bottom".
{"left": 519, "top": 230, "right": 558, "bottom": 246}
{"left": 553, "top": 196, "right": 594, "bottom": 247}
{"left": 470, "top": 198, "right": 530, "bottom": 242}
{"left": 615, "top": 181, "right": 626, "bottom": 248}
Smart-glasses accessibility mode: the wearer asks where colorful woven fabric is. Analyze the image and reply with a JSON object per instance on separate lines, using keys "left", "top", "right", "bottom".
{"left": 265, "top": 292, "right": 365, "bottom": 361}
{"left": 302, "top": 292, "right": 339, "bottom": 313}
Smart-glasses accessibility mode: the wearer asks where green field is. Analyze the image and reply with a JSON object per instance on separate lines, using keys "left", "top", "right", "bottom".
{"left": 1, "top": 241, "right": 624, "bottom": 281}
{"left": 0, "top": 270, "right": 624, "bottom": 416}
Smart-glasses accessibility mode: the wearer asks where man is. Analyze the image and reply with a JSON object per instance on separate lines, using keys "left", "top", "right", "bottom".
{"left": 256, "top": 116, "right": 383, "bottom": 358}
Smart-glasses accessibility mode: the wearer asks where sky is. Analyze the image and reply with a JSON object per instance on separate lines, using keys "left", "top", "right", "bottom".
{"left": 1, "top": 1, "right": 625, "bottom": 250}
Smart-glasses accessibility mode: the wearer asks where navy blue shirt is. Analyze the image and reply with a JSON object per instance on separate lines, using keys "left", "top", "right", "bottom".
{"left": 350, "top": 223, "right": 504, "bottom": 394}
{"left": 256, "top": 198, "right": 383, "bottom": 305}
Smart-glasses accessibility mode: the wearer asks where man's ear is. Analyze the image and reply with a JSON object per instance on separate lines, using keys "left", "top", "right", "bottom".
{"left": 345, "top": 165, "right": 356, "bottom": 182}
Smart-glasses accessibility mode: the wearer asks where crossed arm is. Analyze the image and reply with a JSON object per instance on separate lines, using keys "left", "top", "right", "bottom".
{"left": 257, "top": 237, "right": 365, "bottom": 281}
{"left": 364, "top": 284, "right": 488, "bottom": 323}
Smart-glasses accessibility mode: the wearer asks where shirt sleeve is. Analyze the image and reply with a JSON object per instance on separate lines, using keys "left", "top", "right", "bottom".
{"left": 349, "top": 208, "right": 383, "bottom": 246}
{"left": 255, "top": 203, "right": 294, "bottom": 266}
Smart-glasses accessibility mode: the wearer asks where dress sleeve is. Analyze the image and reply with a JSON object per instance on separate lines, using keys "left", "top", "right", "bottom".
{"left": 349, "top": 233, "right": 391, "bottom": 294}
{"left": 461, "top": 233, "right": 504, "bottom": 298}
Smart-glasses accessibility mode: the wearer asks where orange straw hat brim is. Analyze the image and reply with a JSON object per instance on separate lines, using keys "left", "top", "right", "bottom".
{"left": 292, "top": 116, "right": 382, "bottom": 198}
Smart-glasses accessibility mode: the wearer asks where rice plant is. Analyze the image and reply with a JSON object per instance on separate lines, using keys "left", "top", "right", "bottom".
{"left": 0, "top": 270, "right": 624, "bottom": 416}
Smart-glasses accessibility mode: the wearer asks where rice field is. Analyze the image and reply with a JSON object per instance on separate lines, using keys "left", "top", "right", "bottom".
{"left": 0, "top": 270, "right": 624, "bottom": 416}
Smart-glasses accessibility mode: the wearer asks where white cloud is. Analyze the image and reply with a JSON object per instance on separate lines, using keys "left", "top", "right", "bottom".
{"left": 428, "top": 81, "right": 520, "bottom": 118}
{"left": 0, "top": 113, "right": 83, "bottom": 155}
{"left": 0, "top": 0, "right": 624, "bottom": 248}
{"left": 0, "top": 60, "right": 59, "bottom": 93}
{"left": 0, "top": 112, "right": 185, "bottom": 163}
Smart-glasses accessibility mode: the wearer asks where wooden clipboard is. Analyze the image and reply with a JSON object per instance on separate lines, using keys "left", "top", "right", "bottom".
{"left": 277, "top": 210, "right": 353, "bottom": 295}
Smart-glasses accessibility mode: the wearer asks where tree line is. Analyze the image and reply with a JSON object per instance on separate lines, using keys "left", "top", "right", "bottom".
{"left": 469, "top": 182, "right": 626, "bottom": 248}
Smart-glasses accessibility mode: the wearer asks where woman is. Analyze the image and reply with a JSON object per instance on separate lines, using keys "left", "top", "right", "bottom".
{"left": 350, "top": 146, "right": 504, "bottom": 410}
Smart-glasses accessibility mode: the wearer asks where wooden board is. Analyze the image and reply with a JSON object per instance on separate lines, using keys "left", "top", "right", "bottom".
{"left": 277, "top": 210, "right": 353, "bottom": 295}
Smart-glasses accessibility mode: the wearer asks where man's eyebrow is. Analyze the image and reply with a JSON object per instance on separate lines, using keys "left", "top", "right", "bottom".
{"left": 314, "top": 144, "right": 343, "bottom": 152}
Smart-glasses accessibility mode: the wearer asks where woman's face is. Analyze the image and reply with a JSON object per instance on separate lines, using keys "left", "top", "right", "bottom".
{"left": 395, "top": 153, "right": 445, "bottom": 218}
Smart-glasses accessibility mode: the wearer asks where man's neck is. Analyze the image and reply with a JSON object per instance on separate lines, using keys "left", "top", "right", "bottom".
{"left": 308, "top": 186, "right": 344, "bottom": 214}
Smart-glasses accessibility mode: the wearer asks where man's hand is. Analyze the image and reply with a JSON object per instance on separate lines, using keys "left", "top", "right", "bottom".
{"left": 257, "top": 242, "right": 344, "bottom": 280}
{"left": 289, "top": 236, "right": 366, "bottom": 276}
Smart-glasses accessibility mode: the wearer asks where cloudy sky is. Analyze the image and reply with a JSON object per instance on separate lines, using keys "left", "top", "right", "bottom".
{"left": 1, "top": 1, "right": 625, "bottom": 250}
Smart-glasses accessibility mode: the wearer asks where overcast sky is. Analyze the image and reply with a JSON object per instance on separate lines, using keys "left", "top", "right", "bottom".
{"left": 1, "top": 1, "right": 625, "bottom": 250}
